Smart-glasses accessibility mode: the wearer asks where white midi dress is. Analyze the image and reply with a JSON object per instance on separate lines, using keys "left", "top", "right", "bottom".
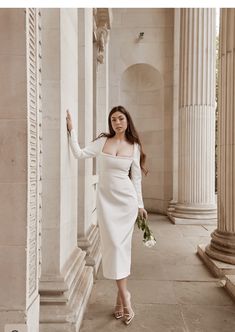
{"left": 69, "top": 129, "right": 144, "bottom": 280}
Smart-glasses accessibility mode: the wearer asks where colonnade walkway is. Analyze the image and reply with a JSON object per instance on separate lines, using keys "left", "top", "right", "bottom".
{"left": 80, "top": 214, "right": 235, "bottom": 332}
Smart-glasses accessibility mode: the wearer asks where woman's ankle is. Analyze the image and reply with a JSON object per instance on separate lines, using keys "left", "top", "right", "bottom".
{"left": 122, "top": 290, "right": 131, "bottom": 307}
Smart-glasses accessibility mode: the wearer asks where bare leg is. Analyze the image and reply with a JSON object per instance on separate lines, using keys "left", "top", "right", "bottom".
{"left": 113, "top": 277, "right": 127, "bottom": 318}
{"left": 115, "top": 277, "right": 134, "bottom": 324}
{"left": 115, "top": 277, "right": 128, "bottom": 306}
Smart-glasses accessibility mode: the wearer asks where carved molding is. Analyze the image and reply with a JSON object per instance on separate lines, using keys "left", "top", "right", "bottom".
{"left": 26, "top": 8, "right": 42, "bottom": 303}
{"left": 93, "top": 8, "right": 112, "bottom": 64}
{"left": 96, "top": 25, "right": 109, "bottom": 64}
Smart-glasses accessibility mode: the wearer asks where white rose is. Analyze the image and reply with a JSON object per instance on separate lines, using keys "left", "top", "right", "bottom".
{"left": 143, "top": 239, "right": 156, "bottom": 248}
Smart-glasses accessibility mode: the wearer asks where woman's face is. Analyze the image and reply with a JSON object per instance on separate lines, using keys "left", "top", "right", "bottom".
{"left": 110, "top": 111, "right": 128, "bottom": 134}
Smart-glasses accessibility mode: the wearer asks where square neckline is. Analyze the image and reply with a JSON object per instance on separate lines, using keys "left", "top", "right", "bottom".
{"left": 101, "top": 137, "right": 135, "bottom": 159}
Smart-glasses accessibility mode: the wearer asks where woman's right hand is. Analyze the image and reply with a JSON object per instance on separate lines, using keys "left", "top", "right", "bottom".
{"left": 66, "top": 110, "right": 73, "bottom": 133}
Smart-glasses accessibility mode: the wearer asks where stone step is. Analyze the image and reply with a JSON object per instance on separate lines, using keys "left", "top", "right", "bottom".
{"left": 197, "top": 244, "right": 235, "bottom": 278}
{"left": 225, "top": 275, "right": 235, "bottom": 302}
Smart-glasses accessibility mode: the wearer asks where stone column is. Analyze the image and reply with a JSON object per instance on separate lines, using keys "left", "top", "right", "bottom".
{"left": 167, "top": 8, "right": 180, "bottom": 214}
{"left": 76, "top": 8, "right": 101, "bottom": 276}
{"left": 0, "top": 9, "right": 41, "bottom": 331}
{"left": 77, "top": 8, "right": 111, "bottom": 276}
{"left": 39, "top": 9, "right": 93, "bottom": 331}
{"left": 169, "top": 8, "right": 217, "bottom": 224}
{"left": 205, "top": 9, "right": 235, "bottom": 264}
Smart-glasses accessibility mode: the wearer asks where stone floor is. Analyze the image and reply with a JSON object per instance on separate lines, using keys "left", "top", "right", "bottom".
{"left": 80, "top": 214, "right": 235, "bottom": 332}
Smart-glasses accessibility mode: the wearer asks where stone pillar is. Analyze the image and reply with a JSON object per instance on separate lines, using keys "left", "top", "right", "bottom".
{"left": 77, "top": 8, "right": 111, "bottom": 276}
{"left": 96, "top": 44, "right": 109, "bottom": 136}
{"left": 169, "top": 8, "right": 217, "bottom": 224}
{"left": 0, "top": 9, "right": 41, "bottom": 332}
{"left": 167, "top": 8, "right": 180, "bottom": 214}
{"left": 39, "top": 9, "right": 93, "bottom": 331}
{"left": 75, "top": 8, "right": 101, "bottom": 276}
{"left": 205, "top": 9, "right": 235, "bottom": 264}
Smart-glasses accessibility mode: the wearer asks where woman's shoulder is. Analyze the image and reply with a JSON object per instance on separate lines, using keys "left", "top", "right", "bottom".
{"left": 134, "top": 141, "right": 140, "bottom": 150}
{"left": 92, "top": 135, "right": 107, "bottom": 148}
{"left": 133, "top": 142, "right": 141, "bottom": 157}
{"left": 93, "top": 134, "right": 107, "bottom": 141}
{"left": 96, "top": 133, "right": 109, "bottom": 140}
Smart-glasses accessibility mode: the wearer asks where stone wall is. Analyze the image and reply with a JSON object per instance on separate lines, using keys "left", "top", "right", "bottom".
{"left": 39, "top": 9, "right": 94, "bottom": 331}
{"left": 109, "top": 8, "right": 174, "bottom": 214}
{"left": 0, "top": 8, "right": 41, "bottom": 332}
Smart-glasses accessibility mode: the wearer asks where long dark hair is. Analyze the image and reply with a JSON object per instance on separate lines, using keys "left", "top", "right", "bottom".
{"left": 95, "top": 105, "right": 148, "bottom": 175}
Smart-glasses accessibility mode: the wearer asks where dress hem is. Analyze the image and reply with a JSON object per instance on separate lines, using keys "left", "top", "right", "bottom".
{"left": 103, "top": 272, "right": 130, "bottom": 280}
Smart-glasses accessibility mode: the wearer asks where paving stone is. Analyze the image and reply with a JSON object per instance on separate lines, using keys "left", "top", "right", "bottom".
{"left": 185, "top": 236, "right": 211, "bottom": 250}
{"left": 81, "top": 214, "right": 235, "bottom": 332}
{"left": 178, "top": 225, "right": 211, "bottom": 237}
{"left": 81, "top": 304, "right": 188, "bottom": 332}
{"left": 181, "top": 304, "right": 235, "bottom": 332}
{"left": 173, "top": 281, "right": 234, "bottom": 305}
{"left": 163, "top": 263, "right": 216, "bottom": 281}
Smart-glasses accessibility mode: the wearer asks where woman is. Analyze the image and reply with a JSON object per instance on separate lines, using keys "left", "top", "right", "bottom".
{"left": 66, "top": 105, "right": 148, "bottom": 325}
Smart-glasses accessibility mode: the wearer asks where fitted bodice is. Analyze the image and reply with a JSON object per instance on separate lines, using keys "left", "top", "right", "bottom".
{"left": 69, "top": 129, "right": 144, "bottom": 208}
{"left": 98, "top": 151, "right": 134, "bottom": 179}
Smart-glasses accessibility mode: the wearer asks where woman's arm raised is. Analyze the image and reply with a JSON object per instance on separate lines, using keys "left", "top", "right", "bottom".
{"left": 69, "top": 128, "right": 105, "bottom": 159}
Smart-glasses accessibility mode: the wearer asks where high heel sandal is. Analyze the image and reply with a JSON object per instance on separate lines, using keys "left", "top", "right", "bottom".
{"left": 123, "top": 292, "right": 135, "bottom": 325}
{"left": 123, "top": 306, "right": 135, "bottom": 325}
{"left": 113, "top": 304, "right": 124, "bottom": 319}
{"left": 113, "top": 293, "right": 124, "bottom": 319}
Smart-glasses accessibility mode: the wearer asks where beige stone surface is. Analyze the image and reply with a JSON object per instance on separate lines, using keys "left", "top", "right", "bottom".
{"left": 0, "top": 183, "right": 26, "bottom": 245}
{"left": 80, "top": 214, "right": 235, "bottom": 332}
{"left": 0, "top": 9, "right": 26, "bottom": 56}
{"left": 225, "top": 275, "right": 235, "bottom": 301}
{"left": 0, "top": 245, "right": 26, "bottom": 309}
{"left": 0, "top": 120, "right": 27, "bottom": 182}
{"left": 39, "top": 9, "right": 97, "bottom": 331}
{"left": 181, "top": 305, "right": 235, "bottom": 331}
{"left": 0, "top": 9, "right": 41, "bottom": 331}
{"left": 0, "top": 56, "right": 26, "bottom": 119}
{"left": 198, "top": 244, "right": 235, "bottom": 279}
{"left": 171, "top": 9, "right": 217, "bottom": 224}
{"left": 205, "top": 8, "right": 235, "bottom": 265}
{"left": 109, "top": 9, "right": 174, "bottom": 214}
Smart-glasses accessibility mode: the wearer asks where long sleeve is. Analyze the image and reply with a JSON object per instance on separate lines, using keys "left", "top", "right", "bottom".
{"left": 130, "top": 143, "right": 144, "bottom": 208}
{"left": 69, "top": 128, "right": 105, "bottom": 159}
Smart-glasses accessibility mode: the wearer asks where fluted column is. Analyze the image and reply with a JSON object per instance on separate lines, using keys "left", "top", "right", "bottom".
{"left": 170, "top": 8, "right": 217, "bottom": 224}
{"left": 167, "top": 9, "right": 180, "bottom": 214}
{"left": 205, "top": 9, "right": 235, "bottom": 264}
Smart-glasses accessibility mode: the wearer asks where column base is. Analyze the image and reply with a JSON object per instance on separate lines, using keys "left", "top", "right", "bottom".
{"left": 167, "top": 200, "right": 177, "bottom": 212}
{"left": 198, "top": 244, "right": 235, "bottom": 302}
{"left": 168, "top": 204, "right": 217, "bottom": 225}
{"left": 197, "top": 244, "right": 235, "bottom": 277}
{"left": 205, "top": 229, "right": 235, "bottom": 264}
{"left": 78, "top": 224, "right": 102, "bottom": 277}
{"left": 39, "top": 247, "right": 93, "bottom": 332}
{"left": 1, "top": 295, "right": 40, "bottom": 332}
{"left": 225, "top": 275, "right": 235, "bottom": 302}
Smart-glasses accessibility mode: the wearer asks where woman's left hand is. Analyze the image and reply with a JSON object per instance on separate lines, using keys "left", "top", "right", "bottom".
{"left": 138, "top": 207, "right": 148, "bottom": 219}
{"left": 66, "top": 110, "right": 73, "bottom": 133}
